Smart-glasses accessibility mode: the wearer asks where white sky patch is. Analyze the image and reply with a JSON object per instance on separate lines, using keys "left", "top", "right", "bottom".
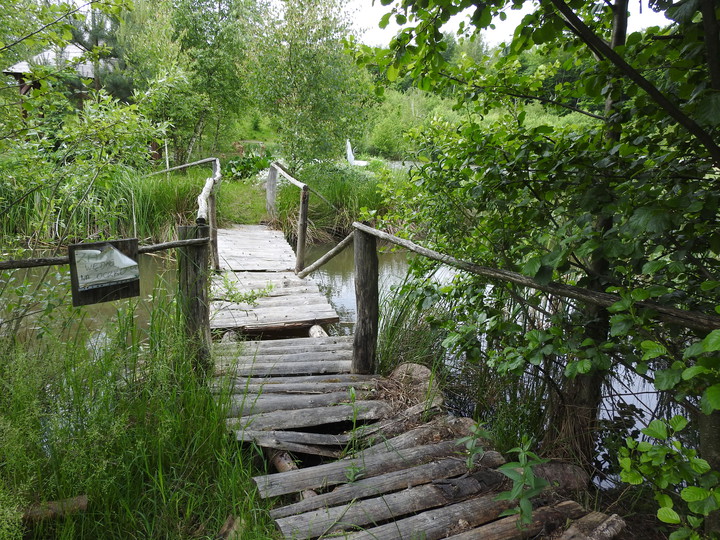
{"left": 349, "top": 0, "right": 670, "bottom": 48}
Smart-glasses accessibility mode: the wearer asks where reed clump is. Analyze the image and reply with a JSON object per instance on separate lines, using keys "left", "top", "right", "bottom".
{"left": 0, "top": 284, "right": 275, "bottom": 539}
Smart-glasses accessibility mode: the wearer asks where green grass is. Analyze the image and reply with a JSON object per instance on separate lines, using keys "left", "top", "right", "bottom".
{"left": 217, "top": 177, "right": 268, "bottom": 226}
{"left": 0, "top": 283, "right": 277, "bottom": 539}
{"left": 275, "top": 161, "right": 390, "bottom": 242}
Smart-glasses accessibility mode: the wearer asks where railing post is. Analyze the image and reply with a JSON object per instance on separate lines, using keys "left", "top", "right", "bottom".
{"left": 177, "top": 224, "right": 211, "bottom": 377}
{"left": 266, "top": 165, "right": 278, "bottom": 218}
{"left": 208, "top": 191, "right": 220, "bottom": 271}
{"left": 353, "top": 227, "right": 378, "bottom": 374}
{"left": 295, "top": 185, "right": 309, "bottom": 273}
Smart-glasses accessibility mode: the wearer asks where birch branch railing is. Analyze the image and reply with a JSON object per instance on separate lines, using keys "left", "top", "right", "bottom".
{"left": 297, "top": 222, "right": 720, "bottom": 375}
{"left": 266, "top": 162, "right": 309, "bottom": 274}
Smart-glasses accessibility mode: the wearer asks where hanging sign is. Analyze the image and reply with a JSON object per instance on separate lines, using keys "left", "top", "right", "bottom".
{"left": 69, "top": 239, "right": 140, "bottom": 306}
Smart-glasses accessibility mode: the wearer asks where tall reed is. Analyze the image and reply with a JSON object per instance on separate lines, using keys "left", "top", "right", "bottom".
{"left": 0, "top": 283, "right": 275, "bottom": 539}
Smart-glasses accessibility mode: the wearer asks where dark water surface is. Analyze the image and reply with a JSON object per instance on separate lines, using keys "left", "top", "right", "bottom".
{"left": 304, "top": 243, "right": 411, "bottom": 334}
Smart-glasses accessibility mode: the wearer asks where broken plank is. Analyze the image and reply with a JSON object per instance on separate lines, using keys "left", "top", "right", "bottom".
{"left": 345, "top": 495, "right": 514, "bottom": 540}
{"left": 229, "top": 401, "right": 392, "bottom": 432}
{"left": 238, "top": 430, "right": 351, "bottom": 446}
{"left": 252, "top": 440, "right": 461, "bottom": 499}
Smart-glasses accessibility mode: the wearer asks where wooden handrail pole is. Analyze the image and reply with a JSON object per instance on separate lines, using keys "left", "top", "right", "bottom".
{"left": 208, "top": 191, "right": 220, "bottom": 271}
{"left": 353, "top": 227, "right": 378, "bottom": 374}
{"left": 267, "top": 165, "right": 278, "bottom": 218}
{"left": 178, "top": 224, "right": 211, "bottom": 377}
{"left": 295, "top": 185, "right": 309, "bottom": 273}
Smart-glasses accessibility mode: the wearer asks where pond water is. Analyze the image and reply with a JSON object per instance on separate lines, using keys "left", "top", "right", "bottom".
{"left": 1, "top": 254, "right": 176, "bottom": 341}
{"left": 304, "top": 243, "right": 412, "bottom": 334}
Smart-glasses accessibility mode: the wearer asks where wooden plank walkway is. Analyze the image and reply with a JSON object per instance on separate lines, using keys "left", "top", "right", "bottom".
{"left": 210, "top": 224, "right": 625, "bottom": 539}
{"left": 210, "top": 225, "right": 338, "bottom": 333}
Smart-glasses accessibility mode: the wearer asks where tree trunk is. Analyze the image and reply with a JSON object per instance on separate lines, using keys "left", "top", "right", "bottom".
{"left": 542, "top": 0, "right": 628, "bottom": 471}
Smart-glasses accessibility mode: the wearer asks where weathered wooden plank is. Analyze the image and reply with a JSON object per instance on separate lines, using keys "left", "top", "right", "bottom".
{"left": 558, "top": 511, "right": 626, "bottom": 540}
{"left": 238, "top": 430, "right": 351, "bottom": 446}
{"left": 238, "top": 432, "right": 344, "bottom": 458}
{"left": 275, "top": 468, "right": 509, "bottom": 539}
{"left": 210, "top": 374, "right": 378, "bottom": 394}
{"left": 345, "top": 495, "right": 514, "bottom": 540}
{"left": 210, "top": 294, "right": 330, "bottom": 309}
{"left": 252, "top": 440, "right": 460, "bottom": 498}
{"left": 359, "top": 416, "right": 475, "bottom": 457}
{"left": 229, "top": 400, "right": 392, "bottom": 432}
{"left": 216, "top": 226, "right": 296, "bottom": 272}
{"left": 213, "top": 335, "right": 353, "bottom": 354}
{"left": 215, "top": 360, "right": 352, "bottom": 377}
{"left": 444, "top": 501, "right": 587, "bottom": 540}
{"left": 217, "top": 350, "right": 354, "bottom": 366}
{"left": 269, "top": 454, "right": 506, "bottom": 520}
{"left": 210, "top": 305, "right": 339, "bottom": 331}
{"left": 228, "top": 390, "right": 367, "bottom": 416}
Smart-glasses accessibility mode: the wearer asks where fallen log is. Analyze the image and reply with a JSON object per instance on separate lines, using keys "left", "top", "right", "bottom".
{"left": 444, "top": 500, "right": 586, "bottom": 539}
{"left": 23, "top": 495, "right": 88, "bottom": 522}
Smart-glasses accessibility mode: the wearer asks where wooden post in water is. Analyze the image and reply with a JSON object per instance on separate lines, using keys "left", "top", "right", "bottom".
{"left": 295, "top": 185, "right": 309, "bottom": 273}
{"left": 353, "top": 227, "right": 378, "bottom": 374}
{"left": 266, "top": 165, "right": 278, "bottom": 218}
{"left": 178, "top": 224, "right": 211, "bottom": 377}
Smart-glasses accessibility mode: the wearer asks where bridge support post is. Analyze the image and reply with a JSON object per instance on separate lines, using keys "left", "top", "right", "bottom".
{"left": 266, "top": 166, "right": 278, "bottom": 218}
{"left": 295, "top": 185, "right": 309, "bottom": 273}
{"left": 178, "top": 224, "right": 211, "bottom": 377}
{"left": 353, "top": 227, "right": 378, "bottom": 374}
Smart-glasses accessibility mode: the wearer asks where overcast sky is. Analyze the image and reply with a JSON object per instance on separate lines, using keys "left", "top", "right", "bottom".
{"left": 349, "top": 1, "right": 670, "bottom": 48}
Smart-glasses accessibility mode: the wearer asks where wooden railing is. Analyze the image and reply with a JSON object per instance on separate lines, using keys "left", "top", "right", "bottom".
{"left": 297, "top": 221, "right": 720, "bottom": 376}
{"left": 265, "top": 162, "right": 309, "bottom": 274}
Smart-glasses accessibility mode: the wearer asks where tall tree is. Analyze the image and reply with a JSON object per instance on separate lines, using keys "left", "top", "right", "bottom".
{"left": 252, "top": 0, "right": 375, "bottom": 170}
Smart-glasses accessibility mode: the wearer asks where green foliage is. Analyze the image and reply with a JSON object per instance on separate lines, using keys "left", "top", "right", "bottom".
{"left": 495, "top": 436, "right": 549, "bottom": 527}
{"left": 456, "top": 422, "right": 492, "bottom": 470}
{"left": 0, "top": 284, "right": 275, "bottom": 538}
{"left": 252, "top": 0, "right": 376, "bottom": 169}
{"left": 225, "top": 148, "right": 273, "bottom": 181}
{"left": 276, "top": 161, "right": 387, "bottom": 240}
{"left": 619, "top": 416, "right": 720, "bottom": 538}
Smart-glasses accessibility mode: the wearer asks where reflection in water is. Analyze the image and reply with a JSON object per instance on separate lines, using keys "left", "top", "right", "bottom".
{"left": 305, "top": 243, "right": 411, "bottom": 335}
{"left": 1, "top": 253, "right": 176, "bottom": 342}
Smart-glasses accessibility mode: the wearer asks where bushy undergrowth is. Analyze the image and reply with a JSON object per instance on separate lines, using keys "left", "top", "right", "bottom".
{"left": 275, "top": 161, "right": 393, "bottom": 242}
{"left": 0, "top": 283, "right": 274, "bottom": 539}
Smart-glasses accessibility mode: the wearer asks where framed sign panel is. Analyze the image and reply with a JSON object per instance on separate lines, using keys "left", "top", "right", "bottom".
{"left": 69, "top": 239, "right": 140, "bottom": 306}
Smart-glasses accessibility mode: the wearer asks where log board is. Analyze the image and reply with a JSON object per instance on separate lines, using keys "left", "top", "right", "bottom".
{"left": 269, "top": 455, "right": 503, "bottom": 520}
{"left": 274, "top": 467, "right": 510, "bottom": 538}
{"left": 211, "top": 374, "right": 377, "bottom": 394}
{"left": 215, "top": 360, "right": 352, "bottom": 377}
{"left": 228, "top": 390, "right": 369, "bottom": 416}
{"left": 228, "top": 400, "right": 393, "bottom": 432}
{"left": 217, "top": 350, "right": 354, "bottom": 366}
{"left": 214, "top": 335, "right": 354, "bottom": 354}
{"left": 237, "top": 430, "right": 351, "bottom": 447}
{"left": 210, "top": 301, "right": 339, "bottom": 332}
{"left": 444, "top": 500, "right": 587, "bottom": 540}
{"left": 345, "top": 494, "right": 514, "bottom": 540}
{"left": 252, "top": 440, "right": 462, "bottom": 498}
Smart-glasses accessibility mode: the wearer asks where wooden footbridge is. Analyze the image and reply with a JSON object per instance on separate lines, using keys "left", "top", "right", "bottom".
{"left": 199, "top": 163, "right": 627, "bottom": 539}
{"left": 1, "top": 158, "right": 627, "bottom": 539}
